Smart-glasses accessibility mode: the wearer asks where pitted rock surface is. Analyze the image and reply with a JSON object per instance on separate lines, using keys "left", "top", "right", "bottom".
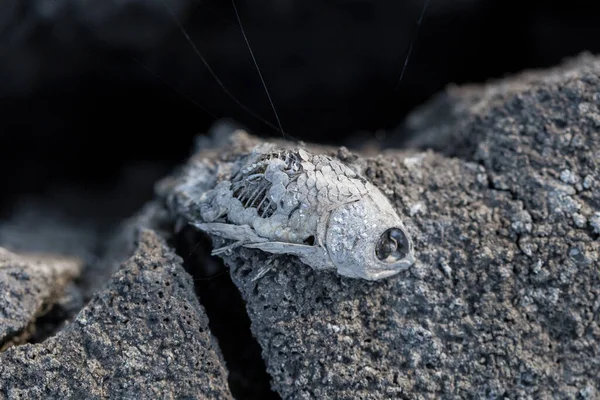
{"left": 0, "top": 229, "right": 233, "bottom": 400}
{"left": 1, "top": 53, "right": 599, "bottom": 400}
{"left": 163, "top": 54, "right": 600, "bottom": 399}
{"left": 0, "top": 247, "right": 82, "bottom": 350}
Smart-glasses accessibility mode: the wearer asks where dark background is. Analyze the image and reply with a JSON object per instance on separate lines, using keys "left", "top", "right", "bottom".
{"left": 1, "top": 0, "right": 599, "bottom": 218}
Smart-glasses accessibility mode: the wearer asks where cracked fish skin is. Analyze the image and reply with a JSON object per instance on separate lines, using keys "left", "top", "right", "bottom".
{"left": 173, "top": 142, "right": 415, "bottom": 281}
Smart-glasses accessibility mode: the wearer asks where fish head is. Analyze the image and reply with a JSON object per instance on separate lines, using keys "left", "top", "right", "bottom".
{"left": 325, "top": 187, "right": 415, "bottom": 280}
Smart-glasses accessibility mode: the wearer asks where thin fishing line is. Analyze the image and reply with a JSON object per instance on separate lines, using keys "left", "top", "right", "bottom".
{"left": 396, "top": 0, "right": 431, "bottom": 89}
{"left": 161, "top": 1, "right": 284, "bottom": 134}
{"left": 231, "top": 0, "right": 286, "bottom": 140}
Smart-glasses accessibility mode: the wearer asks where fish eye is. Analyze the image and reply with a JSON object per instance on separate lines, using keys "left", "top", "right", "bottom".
{"left": 375, "top": 228, "right": 410, "bottom": 263}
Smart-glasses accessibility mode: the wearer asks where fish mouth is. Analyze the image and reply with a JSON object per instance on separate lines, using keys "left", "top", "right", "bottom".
{"left": 363, "top": 252, "right": 416, "bottom": 281}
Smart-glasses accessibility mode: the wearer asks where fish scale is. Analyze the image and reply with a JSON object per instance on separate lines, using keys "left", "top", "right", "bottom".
{"left": 175, "top": 140, "right": 416, "bottom": 281}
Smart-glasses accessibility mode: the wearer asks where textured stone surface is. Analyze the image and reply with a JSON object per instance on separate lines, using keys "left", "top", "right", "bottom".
{"left": 1, "top": 51, "right": 599, "bottom": 400}
{"left": 403, "top": 51, "right": 600, "bottom": 157}
{"left": 0, "top": 229, "right": 233, "bottom": 399}
{"left": 162, "top": 54, "right": 600, "bottom": 398}
{"left": 0, "top": 247, "right": 82, "bottom": 350}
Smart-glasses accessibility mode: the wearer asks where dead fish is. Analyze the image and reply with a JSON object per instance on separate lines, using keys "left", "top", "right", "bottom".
{"left": 171, "top": 139, "right": 415, "bottom": 281}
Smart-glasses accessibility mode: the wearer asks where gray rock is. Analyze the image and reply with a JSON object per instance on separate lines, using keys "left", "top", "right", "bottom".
{"left": 77, "top": 201, "right": 173, "bottom": 300}
{"left": 0, "top": 229, "right": 233, "bottom": 400}
{"left": 162, "top": 53, "right": 600, "bottom": 398}
{"left": 404, "top": 51, "right": 600, "bottom": 158}
{"left": 0, "top": 247, "right": 82, "bottom": 350}
{"left": 2, "top": 51, "right": 598, "bottom": 400}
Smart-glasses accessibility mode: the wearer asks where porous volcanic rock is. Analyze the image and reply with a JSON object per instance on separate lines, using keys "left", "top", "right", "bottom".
{"left": 161, "top": 53, "right": 599, "bottom": 399}
{"left": 0, "top": 248, "right": 82, "bottom": 350}
{"left": 0, "top": 229, "right": 233, "bottom": 400}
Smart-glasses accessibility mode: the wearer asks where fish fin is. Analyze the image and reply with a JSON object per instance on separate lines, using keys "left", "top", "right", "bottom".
{"left": 211, "top": 241, "right": 245, "bottom": 256}
{"left": 244, "top": 242, "right": 331, "bottom": 270}
{"left": 192, "top": 222, "right": 266, "bottom": 244}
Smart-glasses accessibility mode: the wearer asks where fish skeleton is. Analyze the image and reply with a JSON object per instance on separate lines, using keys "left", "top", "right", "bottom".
{"left": 166, "top": 132, "right": 415, "bottom": 281}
